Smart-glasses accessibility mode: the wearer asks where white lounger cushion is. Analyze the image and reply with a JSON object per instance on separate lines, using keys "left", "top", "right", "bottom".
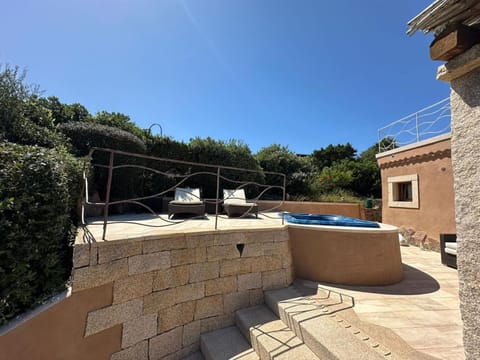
{"left": 445, "top": 242, "right": 457, "bottom": 256}
{"left": 174, "top": 188, "right": 201, "bottom": 202}
{"left": 223, "top": 189, "right": 247, "bottom": 205}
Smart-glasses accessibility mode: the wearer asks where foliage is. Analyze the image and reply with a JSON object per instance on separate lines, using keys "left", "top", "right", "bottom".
{"left": 144, "top": 136, "right": 192, "bottom": 199}
{"left": 309, "top": 188, "right": 361, "bottom": 203}
{"left": 58, "top": 121, "right": 146, "bottom": 157}
{"left": 353, "top": 143, "right": 384, "bottom": 197}
{"left": 0, "top": 142, "right": 82, "bottom": 325}
{"left": 0, "top": 65, "right": 66, "bottom": 148}
{"left": 188, "top": 137, "right": 264, "bottom": 198}
{"left": 89, "top": 111, "right": 147, "bottom": 140}
{"left": 59, "top": 122, "right": 147, "bottom": 204}
{"left": 147, "top": 135, "right": 190, "bottom": 161}
{"left": 312, "top": 160, "right": 354, "bottom": 193}
{"left": 309, "top": 142, "right": 382, "bottom": 198}
{"left": 311, "top": 142, "right": 356, "bottom": 170}
{"left": 255, "top": 144, "right": 312, "bottom": 197}
{"left": 37, "top": 96, "right": 91, "bottom": 124}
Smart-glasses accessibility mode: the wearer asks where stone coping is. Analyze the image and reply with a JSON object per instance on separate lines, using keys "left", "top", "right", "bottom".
{"left": 76, "top": 212, "right": 394, "bottom": 244}
{"left": 287, "top": 222, "right": 398, "bottom": 234}
{"left": 77, "top": 212, "right": 285, "bottom": 244}
{"left": 0, "top": 288, "right": 72, "bottom": 336}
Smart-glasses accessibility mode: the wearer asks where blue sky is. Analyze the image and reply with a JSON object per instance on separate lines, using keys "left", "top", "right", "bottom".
{"left": 2, "top": 0, "right": 448, "bottom": 154}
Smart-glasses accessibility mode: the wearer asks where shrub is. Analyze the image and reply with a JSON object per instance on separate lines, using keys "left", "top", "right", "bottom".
{"left": 188, "top": 138, "right": 264, "bottom": 199}
{"left": 310, "top": 188, "right": 361, "bottom": 203}
{"left": 58, "top": 122, "right": 147, "bottom": 207}
{"left": 0, "top": 142, "right": 82, "bottom": 325}
{"left": 144, "top": 136, "right": 192, "bottom": 200}
{"left": 88, "top": 111, "right": 147, "bottom": 140}
{"left": 58, "top": 121, "right": 146, "bottom": 157}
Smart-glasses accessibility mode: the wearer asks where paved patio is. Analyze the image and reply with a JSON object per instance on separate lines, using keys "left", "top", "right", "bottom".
{"left": 78, "top": 213, "right": 286, "bottom": 243}
{"left": 78, "top": 214, "right": 463, "bottom": 359}
{"left": 305, "top": 246, "right": 463, "bottom": 360}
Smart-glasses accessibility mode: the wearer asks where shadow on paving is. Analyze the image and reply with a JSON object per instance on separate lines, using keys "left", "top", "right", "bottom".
{"left": 315, "top": 264, "right": 440, "bottom": 296}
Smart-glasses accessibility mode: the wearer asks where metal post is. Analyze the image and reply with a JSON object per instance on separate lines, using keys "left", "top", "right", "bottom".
{"left": 80, "top": 162, "right": 88, "bottom": 226}
{"left": 378, "top": 130, "right": 382, "bottom": 152}
{"left": 415, "top": 112, "right": 420, "bottom": 142}
{"left": 215, "top": 168, "right": 220, "bottom": 230}
{"left": 282, "top": 175, "right": 286, "bottom": 225}
{"left": 102, "top": 151, "right": 115, "bottom": 240}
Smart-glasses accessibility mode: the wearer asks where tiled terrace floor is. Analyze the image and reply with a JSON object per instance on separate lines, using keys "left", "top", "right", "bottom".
{"left": 309, "top": 246, "right": 463, "bottom": 360}
{"left": 79, "top": 212, "right": 287, "bottom": 243}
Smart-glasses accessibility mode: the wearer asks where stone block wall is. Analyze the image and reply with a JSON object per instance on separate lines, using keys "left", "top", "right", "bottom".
{"left": 364, "top": 208, "right": 382, "bottom": 222}
{"left": 72, "top": 228, "right": 293, "bottom": 360}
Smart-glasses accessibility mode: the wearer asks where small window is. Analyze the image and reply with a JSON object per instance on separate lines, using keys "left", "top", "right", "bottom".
{"left": 388, "top": 174, "right": 419, "bottom": 208}
{"left": 395, "top": 182, "right": 412, "bottom": 202}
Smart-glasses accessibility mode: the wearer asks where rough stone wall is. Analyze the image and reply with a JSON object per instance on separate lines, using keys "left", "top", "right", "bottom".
{"left": 398, "top": 227, "right": 440, "bottom": 252}
{"left": 72, "top": 228, "right": 293, "bottom": 360}
{"left": 364, "top": 208, "right": 382, "bottom": 222}
{"left": 450, "top": 67, "right": 480, "bottom": 360}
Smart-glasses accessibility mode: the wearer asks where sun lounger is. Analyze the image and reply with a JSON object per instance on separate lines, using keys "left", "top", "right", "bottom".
{"left": 168, "top": 187, "right": 205, "bottom": 219}
{"left": 440, "top": 233, "right": 457, "bottom": 269}
{"left": 223, "top": 189, "right": 258, "bottom": 218}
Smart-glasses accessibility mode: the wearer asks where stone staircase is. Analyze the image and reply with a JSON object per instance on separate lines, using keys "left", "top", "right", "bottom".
{"left": 197, "top": 282, "right": 396, "bottom": 360}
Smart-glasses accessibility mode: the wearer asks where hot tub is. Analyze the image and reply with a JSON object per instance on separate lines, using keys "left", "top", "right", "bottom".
{"left": 285, "top": 213, "right": 380, "bottom": 228}
{"left": 286, "top": 213, "right": 403, "bottom": 286}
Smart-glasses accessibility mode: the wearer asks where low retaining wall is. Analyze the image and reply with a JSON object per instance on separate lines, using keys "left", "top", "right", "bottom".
{"left": 71, "top": 228, "right": 293, "bottom": 359}
{"left": 0, "top": 284, "right": 121, "bottom": 360}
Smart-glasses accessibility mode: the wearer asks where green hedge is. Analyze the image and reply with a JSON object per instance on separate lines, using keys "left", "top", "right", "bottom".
{"left": 0, "top": 142, "right": 82, "bottom": 325}
{"left": 58, "top": 122, "right": 147, "bottom": 208}
{"left": 58, "top": 121, "right": 146, "bottom": 157}
{"left": 187, "top": 138, "right": 264, "bottom": 199}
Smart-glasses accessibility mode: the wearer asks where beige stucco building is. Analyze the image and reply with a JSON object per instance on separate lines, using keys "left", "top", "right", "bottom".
{"left": 377, "top": 133, "right": 456, "bottom": 250}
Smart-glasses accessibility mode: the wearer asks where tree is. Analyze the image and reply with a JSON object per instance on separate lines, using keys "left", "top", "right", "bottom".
{"left": 309, "top": 141, "right": 384, "bottom": 198}
{"left": 0, "top": 65, "right": 65, "bottom": 148}
{"left": 255, "top": 144, "right": 312, "bottom": 197}
{"left": 313, "top": 160, "right": 354, "bottom": 193}
{"left": 37, "top": 96, "right": 91, "bottom": 124}
{"left": 311, "top": 143, "right": 356, "bottom": 170}
{"left": 0, "top": 64, "right": 36, "bottom": 135}
{"left": 353, "top": 141, "right": 391, "bottom": 197}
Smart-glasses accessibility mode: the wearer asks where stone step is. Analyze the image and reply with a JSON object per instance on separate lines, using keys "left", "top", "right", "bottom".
{"left": 235, "top": 305, "right": 320, "bottom": 360}
{"left": 183, "top": 351, "right": 205, "bottom": 360}
{"left": 264, "top": 285, "right": 391, "bottom": 360}
{"left": 200, "top": 326, "right": 259, "bottom": 360}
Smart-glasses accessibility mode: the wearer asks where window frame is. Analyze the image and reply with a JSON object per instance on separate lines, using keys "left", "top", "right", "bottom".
{"left": 387, "top": 174, "right": 419, "bottom": 209}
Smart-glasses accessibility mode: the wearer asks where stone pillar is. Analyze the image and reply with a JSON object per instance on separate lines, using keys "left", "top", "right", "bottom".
{"left": 438, "top": 44, "right": 480, "bottom": 360}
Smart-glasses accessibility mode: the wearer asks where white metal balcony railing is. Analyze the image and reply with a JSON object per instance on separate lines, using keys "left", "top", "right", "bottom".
{"left": 377, "top": 98, "right": 451, "bottom": 153}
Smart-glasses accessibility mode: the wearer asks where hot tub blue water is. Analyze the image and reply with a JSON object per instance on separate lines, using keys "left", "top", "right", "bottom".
{"left": 284, "top": 213, "right": 380, "bottom": 228}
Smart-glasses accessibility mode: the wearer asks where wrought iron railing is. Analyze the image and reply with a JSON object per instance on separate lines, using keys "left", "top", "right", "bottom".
{"left": 81, "top": 148, "right": 286, "bottom": 239}
{"left": 377, "top": 98, "right": 451, "bottom": 153}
